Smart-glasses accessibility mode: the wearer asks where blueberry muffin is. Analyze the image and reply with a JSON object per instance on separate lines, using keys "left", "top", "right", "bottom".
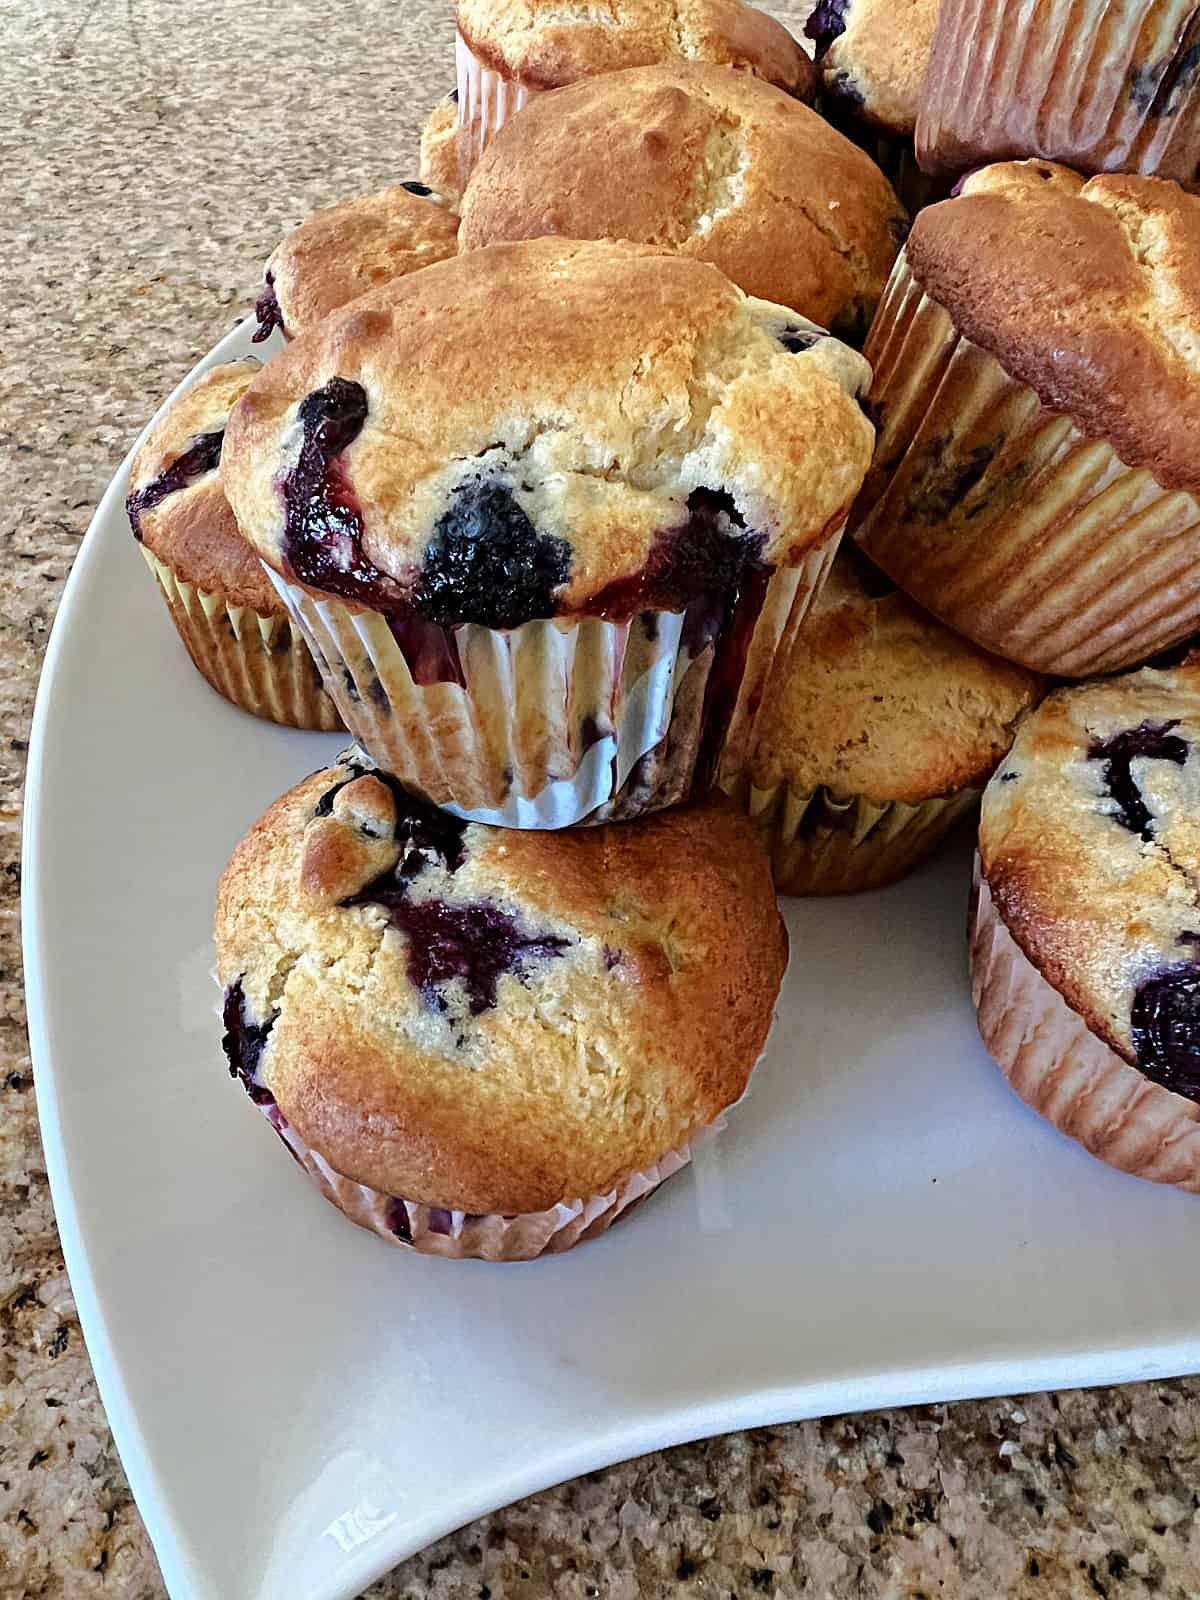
{"left": 458, "top": 61, "right": 908, "bottom": 341}
{"left": 216, "top": 755, "right": 787, "bottom": 1259}
{"left": 850, "top": 161, "right": 1200, "bottom": 678}
{"left": 973, "top": 659, "right": 1200, "bottom": 1192}
{"left": 729, "top": 549, "right": 1041, "bottom": 893}
{"left": 918, "top": 0, "right": 1200, "bottom": 186}
{"left": 252, "top": 182, "right": 460, "bottom": 343}
{"left": 804, "top": 0, "right": 943, "bottom": 213}
{"left": 127, "top": 361, "right": 341, "bottom": 730}
{"left": 454, "top": 0, "right": 815, "bottom": 178}
{"left": 420, "top": 92, "right": 469, "bottom": 200}
{"left": 221, "top": 238, "right": 874, "bottom": 827}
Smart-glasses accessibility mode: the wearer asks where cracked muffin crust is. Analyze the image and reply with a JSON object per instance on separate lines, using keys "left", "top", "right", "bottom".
{"left": 127, "top": 361, "right": 342, "bottom": 729}
{"left": 252, "top": 183, "right": 460, "bottom": 344}
{"left": 221, "top": 236, "right": 874, "bottom": 626}
{"left": 974, "top": 660, "right": 1200, "bottom": 1188}
{"left": 456, "top": 0, "right": 815, "bottom": 96}
{"left": 805, "top": 0, "right": 938, "bottom": 138}
{"left": 457, "top": 61, "right": 908, "bottom": 339}
{"left": 215, "top": 756, "right": 786, "bottom": 1250}
{"left": 917, "top": 0, "right": 1200, "bottom": 186}
{"left": 730, "top": 549, "right": 1041, "bottom": 892}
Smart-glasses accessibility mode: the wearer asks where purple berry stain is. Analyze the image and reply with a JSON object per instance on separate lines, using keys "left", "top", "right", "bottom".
{"left": 221, "top": 980, "right": 278, "bottom": 1106}
{"left": 280, "top": 378, "right": 407, "bottom": 611}
{"left": 1087, "top": 720, "right": 1187, "bottom": 841}
{"left": 126, "top": 429, "right": 225, "bottom": 540}
{"left": 253, "top": 270, "right": 284, "bottom": 343}
{"left": 804, "top": 0, "right": 849, "bottom": 58}
{"left": 1132, "top": 966, "right": 1200, "bottom": 1101}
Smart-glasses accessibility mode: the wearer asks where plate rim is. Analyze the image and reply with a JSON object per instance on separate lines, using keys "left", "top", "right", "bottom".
{"left": 22, "top": 324, "right": 1200, "bottom": 1600}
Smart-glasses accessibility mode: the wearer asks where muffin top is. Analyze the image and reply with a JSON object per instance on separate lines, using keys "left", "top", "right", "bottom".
{"left": 907, "top": 161, "right": 1200, "bottom": 495}
{"left": 456, "top": 0, "right": 815, "bottom": 97}
{"left": 805, "top": 0, "right": 937, "bottom": 136}
{"left": 747, "top": 551, "right": 1041, "bottom": 804}
{"left": 458, "top": 62, "right": 908, "bottom": 339}
{"left": 221, "top": 237, "right": 874, "bottom": 630}
{"left": 127, "top": 361, "right": 280, "bottom": 614}
{"left": 216, "top": 756, "right": 786, "bottom": 1213}
{"left": 253, "top": 183, "right": 460, "bottom": 343}
{"left": 979, "top": 659, "right": 1200, "bottom": 1098}
{"left": 420, "top": 93, "right": 467, "bottom": 201}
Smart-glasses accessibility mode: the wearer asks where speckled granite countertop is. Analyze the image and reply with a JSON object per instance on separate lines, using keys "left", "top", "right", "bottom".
{"left": 2, "top": 3, "right": 1200, "bottom": 1596}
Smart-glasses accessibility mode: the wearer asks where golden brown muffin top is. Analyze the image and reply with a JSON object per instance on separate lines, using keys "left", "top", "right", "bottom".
{"left": 907, "top": 161, "right": 1200, "bottom": 495}
{"left": 255, "top": 183, "right": 460, "bottom": 343}
{"left": 458, "top": 61, "right": 907, "bottom": 339}
{"left": 747, "top": 551, "right": 1041, "bottom": 804}
{"left": 805, "top": 0, "right": 938, "bottom": 136}
{"left": 216, "top": 757, "right": 787, "bottom": 1213}
{"left": 980, "top": 659, "right": 1200, "bottom": 1085}
{"left": 221, "top": 238, "right": 874, "bottom": 629}
{"left": 127, "top": 361, "right": 280, "bottom": 615}
{"left": 457, "top": 0, "right": 815, "bottom": 96}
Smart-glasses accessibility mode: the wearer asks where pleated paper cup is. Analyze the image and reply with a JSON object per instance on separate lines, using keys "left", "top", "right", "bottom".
{"left": 141, "top": 549, "right": 342, "bottom": 730}
{"left": 971, "top": 858, "right": 1200, "bottom": 1192}
{"left": 730, "top": 776, "right": 977, "bottom": 894}
{"left": 850, "top": 258, "right": 1200, "bottom": 677}
{"left": 255, "top": 1099, "right": 700, "bottom": 1261}
{"left": 265, "top": 533, "right": 837, "bottom": 828}
{"left": 455, "top": 30, "right": 535, "bottom": 177}
{"left": 917, "top": 0, "right": 1200, "bottom": 185}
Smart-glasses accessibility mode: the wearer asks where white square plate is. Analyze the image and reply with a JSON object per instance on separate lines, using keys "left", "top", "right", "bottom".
{"left": 24, "top": 322, "right": 1200, "bottom": 1600}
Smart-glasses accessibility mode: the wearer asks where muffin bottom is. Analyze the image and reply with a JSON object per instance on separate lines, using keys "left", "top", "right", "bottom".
{"left": 455, "top": 31, "right": 534, "bottom": 176}
{"left": 731, "top": 778, "right": 976, "bottom": 893}
{"left": 970, "top": 859, "right": 1200, "bottom": 1193}
{"left": 259, "top": 1098, "right": 701, "bottom": 1261}
{"left": 142, "top": 548, "right": 343, "bottom": 730}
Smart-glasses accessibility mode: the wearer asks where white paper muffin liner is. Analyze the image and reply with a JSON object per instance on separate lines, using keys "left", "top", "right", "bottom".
{"left": 455, "top": 31, "right": 534, "bottom": 176}
{"left": 730, "top": 777, "right": 978, "bottom": 894}
{"left": 917, "top": 0, "right": 1200, "bottom": 185}
{"left": 256, "top": 1099, "right": 704, "bottom": 1261}
{"left": 970, "top": 856, "right": 1200, "bottom": 1193}
{"left": 265, "top": 533, "right": 837, "bottom": 827}
{"left": 851, "top": 258, "right": 1200, "bottom": 677}
{"left": 141, "top": 548, "right": 342, "bottom": 730}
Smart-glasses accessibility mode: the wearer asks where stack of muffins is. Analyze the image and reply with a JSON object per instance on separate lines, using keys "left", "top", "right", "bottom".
{"left": 126, "top": 0, "right": 1200, "bottom": 1257}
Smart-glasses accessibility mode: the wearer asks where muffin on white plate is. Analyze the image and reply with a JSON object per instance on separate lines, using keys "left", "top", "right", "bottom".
{"left": 973, "top": 658, "right": 1200, "bottom": 1192}
{"left": 458, "top": 60, "right": 908, "bottom": 341}
{"left": 127, "top": 361, "right": 341, "bottom": 730}
{"left": 252, "top": 182, "right": 459, "bottom": 343}
{"left": 850, "top": 161, "right": 1200, "bottom": 678}
{"left": 728, "top": 549, "right": 1041, "bottom": 893}
{"left": 452, "top": 0, "right": 815, "bottom": 180}
{"left": 220, "top": 238, "right": 874, "bottom": 827}
{"left": 216, "top": 755, "right": 787, "bottom": 1259}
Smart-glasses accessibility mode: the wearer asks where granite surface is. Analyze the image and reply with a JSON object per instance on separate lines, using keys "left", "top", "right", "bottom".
{"left": 3, "top": 2, "right": 1200, "bottom": 1597}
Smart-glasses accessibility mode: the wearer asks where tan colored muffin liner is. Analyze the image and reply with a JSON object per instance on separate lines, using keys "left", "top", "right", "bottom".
{"left": 970, "top": 857, "right": 1200, "bottom": 1193}
{"left": 850, "top": 259, "right": 1200, "bottom": 677}
{"left": 916, "top": 0, "right": 1200, "bottom": 185}
{"left": 265, "top": 533, "right": 837, "bottom": 827}
{"left": 728, "top": 776, "right": 978, "bottom": 894}
{"left": 257, "top": 1099, "right": 701, "bottom": 1261}
{"left": 455, "top": 31, "right": 534, "bottom": 177}
{"left": 141, "top": 548, "right": 342, "bottom": 730}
